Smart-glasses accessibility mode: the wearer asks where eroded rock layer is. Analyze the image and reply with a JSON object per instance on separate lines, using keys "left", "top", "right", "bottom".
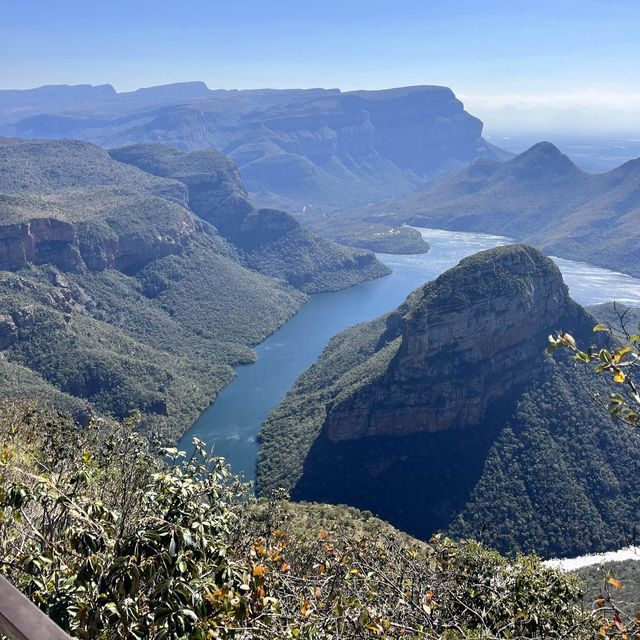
{"left": 325, "top": 245, "right": 581, "bottom": 440}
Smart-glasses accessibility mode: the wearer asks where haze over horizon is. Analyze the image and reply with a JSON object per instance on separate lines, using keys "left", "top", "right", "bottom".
{"left": 2, "top": 0, "right": 639, "bottom": 136}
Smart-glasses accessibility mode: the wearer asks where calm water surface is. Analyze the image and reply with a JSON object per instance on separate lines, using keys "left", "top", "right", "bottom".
{"left": 179, "top": 228, "right": 640, "bottom": 480}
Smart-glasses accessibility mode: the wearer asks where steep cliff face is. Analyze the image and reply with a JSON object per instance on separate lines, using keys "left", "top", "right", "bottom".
{"left": 0, "top": 217, "right": 81, "bottom": 271}
{"left": 234, "top": 86, "right": 506, "bottom": 208}
{"left": 325, "top": 245, "right": 581, "bottom": 440}
{"left": 257, "top": 246, "right": 636, "bottom": 557}
{"left": 343, "top": 86, "right": 486, "bottom": 174}
{"left": 0, "top": 137, "right": 387, "bottom": 290}
{"left": 109, "top": 144, "right": 390, "bottom": 292}
{"left": 0, "top": 201, "right": 201, "bottom": 273}
{"left": 0, "top": 137, "right": 198, "bottom": 273}
{"left": 232, "top": 100, "right": 376, "bottom": 166}
{"left": 75, "top": 199, "right": 200, "bottom": 273}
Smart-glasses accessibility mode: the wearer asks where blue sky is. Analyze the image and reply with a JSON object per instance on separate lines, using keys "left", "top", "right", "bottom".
{"left": 1, "top": 0, "right": 639, "bottom": 133}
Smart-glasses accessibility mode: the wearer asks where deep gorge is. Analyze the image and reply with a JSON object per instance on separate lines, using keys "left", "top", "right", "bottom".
{"left": 179, "top": 227, "right": 640, "bottom": 483}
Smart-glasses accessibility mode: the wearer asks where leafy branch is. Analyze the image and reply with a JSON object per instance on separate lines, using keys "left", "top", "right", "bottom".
{"left": 548, "top": 305, "right": 640, "bottom": 427}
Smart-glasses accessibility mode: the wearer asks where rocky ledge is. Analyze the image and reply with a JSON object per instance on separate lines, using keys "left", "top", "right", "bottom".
{"left": 324, "top": 245, "right": 590, "bottom": 440}
{"left": 0, "top": 206, "right": 201, "bottom": 273}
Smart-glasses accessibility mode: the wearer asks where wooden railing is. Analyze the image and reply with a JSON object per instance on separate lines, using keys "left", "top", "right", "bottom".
{"left": 0, "top": 575, "right": 71, "bottom": 640}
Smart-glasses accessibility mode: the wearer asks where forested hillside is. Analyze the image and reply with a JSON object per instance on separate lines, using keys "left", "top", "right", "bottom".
{"left": 258, "top": 245, "right": 640, "bottom": 557}
{"left": 0, "top": 137, "right": 387, "bottom": 440}
{"left": 109, "top": 143, "right": 389, "bottom": 292}
{"left": 363, "top": 142, "right": 640, "bottom": 276}
{"left": 0, "top": 401, "right": 616, "bottom": 639}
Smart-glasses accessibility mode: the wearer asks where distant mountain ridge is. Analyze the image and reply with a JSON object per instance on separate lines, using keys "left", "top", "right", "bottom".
{"left": 363, "top": 141, "right": 640, "bottom": 276}
{"left": 0, "top": 83, "right": 509, "bottom": 214}
{"left": 0, "top": 82, "right": 337, "bottom": 124}
{"left": 257, "top": 245, "right": 640, "bottom": 557}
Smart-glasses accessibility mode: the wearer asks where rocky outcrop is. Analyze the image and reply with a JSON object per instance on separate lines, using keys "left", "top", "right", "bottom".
{"left": 0, "top": 136, "right": 388, "bottom": 295}
{"left": 0, "top": 213, "right": 200, "bottom": 273}
{"left": 110, "top": 144, "right": 391, "bottom": 291}
{"left": 325, "top": 245, "right": 586, "bottom": 440}
{"left": 0, "top": 218, "right": 82, "bottom": 271}
{"left": 76, "top": 205, "right": 201, "bottom": 273}
{"left": 236, "top": 208, "right": 299, "bottom": 248}
{"left": 258, "top": 246, "right": 633, "bottom": 557}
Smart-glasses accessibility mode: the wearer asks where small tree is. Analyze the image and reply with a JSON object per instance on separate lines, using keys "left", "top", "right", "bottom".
{"left": 547, "top": 305, "right": 640, "bottom": 638}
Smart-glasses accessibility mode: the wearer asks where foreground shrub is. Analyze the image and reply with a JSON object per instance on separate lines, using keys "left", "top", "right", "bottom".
{"left": 0, "top": 401, "right": 631, "bottom": 638}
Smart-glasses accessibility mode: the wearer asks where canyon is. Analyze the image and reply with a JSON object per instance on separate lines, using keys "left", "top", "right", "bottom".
{"left": 0, "top": 83, "right": 508, "bottom": 221}
{"left": 0, "top": 136, "right": 386, "bottom": 440}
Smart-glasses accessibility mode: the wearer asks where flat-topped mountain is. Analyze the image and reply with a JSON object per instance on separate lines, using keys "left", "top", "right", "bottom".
{"left": 0, "top": 83, "right": 508, "bottom": 215}
{"left": 258, "top": 245, "right": 640, "bottom": 557}
{"left": 0, "top": 136, "right": 387, "bottom": 439}
{"left": 363, "top": 141, "right": 640, "bottom": 276}
{"left": 228, "top": 86, "right": 506, "bottom": 209}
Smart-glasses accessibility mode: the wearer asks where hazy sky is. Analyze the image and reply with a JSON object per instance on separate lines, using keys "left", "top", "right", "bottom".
{"left": 2, "top": 0, "right": 639, "bottom": 134}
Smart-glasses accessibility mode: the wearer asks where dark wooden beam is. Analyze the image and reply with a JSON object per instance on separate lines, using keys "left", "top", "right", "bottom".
{"left": 0, "top": 575, "right": 71, "bottom": 640}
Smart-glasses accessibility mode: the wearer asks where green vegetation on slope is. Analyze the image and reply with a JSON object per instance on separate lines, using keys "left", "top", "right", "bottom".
{"left": 0, "top": 235, "right": 304, "bottom": 440}
{"left": 261, "top": 330, "right": 638, "bottom": 559}
{"left": 364, "top": 142, "right": 640, "bottom": 276}
{"left": 587, "top": 303, "right": 640, "bottom": 333}
{"left": 0, "top": 137, "right": 312, "bottom": 440}
{"left": 0, "top": 136, "right": 393, "bottom": 440}
{"left": 448, "top": 363, "right": 640, "bottom": 556}
{"left": 110, "top": 143, "right": 391, "bottom": 293}
{"left": 257, "top": 315, "right": 396, "bottom": 496}
{"left": 241, "top": 219, "right": 391, "bottom": 292}
{"left": 0, "top": 137, "right": 185, "bottom": 202}
{"left": 257, "top": 246, "right": 640, "bottom": 558}
{"left": 0, "top": 401, "right": 615, "bottom": 639}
